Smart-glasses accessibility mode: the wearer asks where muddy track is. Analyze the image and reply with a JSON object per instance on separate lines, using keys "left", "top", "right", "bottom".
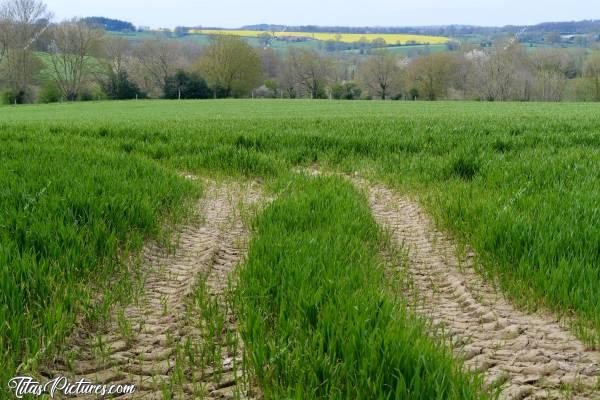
{"left": 43, "top": 181, "right": 262, "bottom": 399}
{"left": 363, "top": 182, "right": 600, "bottom": 400}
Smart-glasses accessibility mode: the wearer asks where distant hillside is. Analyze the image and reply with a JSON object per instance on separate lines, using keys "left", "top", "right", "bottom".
{"left": 83, "top": 17, "right": 136, "bottom": 32}
{"left": 522, "top": 20, "right": 600, "bottom": 34}
{"left": 242, "top": 20, "right": 600, "bottom": 36}
{"left": 86, "top": 18, "right": 600, "bottom": 37}
{"left": 241, "top": 24, "right": 467, "bottom": 36}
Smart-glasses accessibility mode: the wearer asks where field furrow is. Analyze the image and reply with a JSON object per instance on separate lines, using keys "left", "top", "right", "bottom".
{"left": 41, "top": 180, "right": 262, "bottom": 399}
{"left": 363, "top": 183, "right": 600, "bottom": 400}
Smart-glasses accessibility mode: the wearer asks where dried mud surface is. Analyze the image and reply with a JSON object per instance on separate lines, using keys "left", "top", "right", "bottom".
{"left": 43, "top": 181, "right": 262, "bottom": 399}
{"left": 364, "top": 182, "right": 600, "bottom": 400}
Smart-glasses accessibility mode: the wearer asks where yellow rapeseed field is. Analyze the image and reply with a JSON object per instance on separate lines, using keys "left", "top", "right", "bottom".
{"left": 189, "top": 29, "right": 449, "bottom": 45}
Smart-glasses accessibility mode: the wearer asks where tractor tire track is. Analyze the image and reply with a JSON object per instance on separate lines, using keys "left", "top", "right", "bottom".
{"left": 362, "top": 182, "right": 600, "bottom": 400}
{"left": 43, "top": 180, "right": 262, "bottom": 399}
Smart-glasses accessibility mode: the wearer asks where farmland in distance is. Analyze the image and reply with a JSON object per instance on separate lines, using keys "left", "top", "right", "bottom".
{"left": 189, "top": 29, "right": 449, "bottom": 45}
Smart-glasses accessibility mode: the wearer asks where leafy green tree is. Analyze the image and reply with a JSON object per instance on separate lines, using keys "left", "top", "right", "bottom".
{"left": 82, "top": 17, "right": 135, "bottom": 32}
{"left": 371, "top": 38, "right": 387, "bottom": 48}
{"left": 331, "top": 81, "right": 362, "bottom": 100}
{"left": 355, "top": 36, "right": 371, "bottom": 54}
{"left": 1, "top": 88, "right": 23, "bottom": 104}
{"left": 258, "top": 32, "right": 273, "bottom": 47}
{"left": 358, "top": 51, "right": 401, "bottom": 100}
{"left": 101, "top": 69, "right": 145, "bottom": 100}
{"left": 38, "top": 80, "right": 62, "bottom": 103}
{"left": 408, "top": 87, "right": 419, "bottom": 100}
{"left": 163, "top": 70, "right": 211, "bottom": 99}
{"left": 408, "top": 52, "right": 459, "bottom": 100}
{"left": 194, "top": 35, "right": 262, "bottom": 98}
{"left": 264, "top": 79, "right": 279, "bottom": 97}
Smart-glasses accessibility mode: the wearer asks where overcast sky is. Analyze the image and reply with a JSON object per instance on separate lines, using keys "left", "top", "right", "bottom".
{"left": 43, "top": 0, "right": 599, "bottom": 29}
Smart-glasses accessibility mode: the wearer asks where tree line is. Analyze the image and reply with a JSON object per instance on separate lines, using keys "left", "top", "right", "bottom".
{"left": 1, "top": 0, "right": 600, "bottom": 104}
{"left": 82, "top": 17, "right": 135, "bottom": 33}
{"left": 243, "top": 21, "right": 600, "bottom": 37}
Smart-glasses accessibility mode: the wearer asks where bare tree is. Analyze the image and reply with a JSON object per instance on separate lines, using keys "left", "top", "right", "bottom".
{"left": 285, "top": 48, "right": 333, "bottom": 99}
{"left": 357, "top": 50, "right": 401, "bottom": 100}
{"left": 101, "top": 35, "right": 131, "bottom": 78}
{"left": 584, "top": 53, "right": 600, "bottom": 101}
{"left": 3, "top": 0, "right": 50, "bottom": 50}
{"left": 0, "top": 3, "right": 8, "bottom": 64}
{"left": 466, "top": 42, "right": 532, "bottom": 101}
{"left": 125, "top": 58, "right": 159, "bottom": 98}
{"left": 531, "top": 49, "right": 570, "bottom": 101}
{"left": 95, "top": 35, "right": 138, "bottom": 99}
{"left": 0, "top": 0, "right": 51, "bottom": 99}
{"left": 260, "top": 47, "right": 280, "bottom": 80}
{"left": 278, "top": 54, "right": 298, "bottom": 98}
{"left": 48, "top": 19, "right": 103, "bottom": 100}
{"left": 133, "top": 38, "right": 184, "bottom": 96}
{"left": 178, "top": 40, "right": 202, "bottom": 65}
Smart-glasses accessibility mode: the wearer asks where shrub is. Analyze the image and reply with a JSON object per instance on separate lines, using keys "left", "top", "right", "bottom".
{"left": 1, "top": 90, "right": 26, "bottom": 105}
{"left": 409, "top": 88, "right": 420, "bottom": 100}
{"left": 38, "top": 81, "right": 62, "bottom": 104}
{"left": 163, "top": 70, "right": 211, "bottom": 100}
{"left": 79, "top": 86, "right": 107, "bottom": 102}
{"left": 331, "top": 81, "right": 362, "bottom": 100}
{"left": 101, "top": 70, "right": 145, "bottom": 100}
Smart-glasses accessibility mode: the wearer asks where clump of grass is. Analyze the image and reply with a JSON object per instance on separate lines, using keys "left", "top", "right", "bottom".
{"left": 509, "top": 127, "right": 525, "bottom": 136}
{"left": 0, "top": 139, "right": 200, "bottom": 394}
{"left": 236, "top": 176, "right": 487, "bottom": 399}
{"left": 449, "top": 154, "right": 481, "bottom": 181}
{"left": 491, "top": 138, "right": 513, "bottom": 153}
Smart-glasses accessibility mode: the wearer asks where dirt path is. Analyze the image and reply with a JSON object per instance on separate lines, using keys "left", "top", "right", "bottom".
{"left": 363, "top": 182, "right": 600, "bottom": 400}
{"left": 44, "top": 181, "right": 262, "bottom": 399}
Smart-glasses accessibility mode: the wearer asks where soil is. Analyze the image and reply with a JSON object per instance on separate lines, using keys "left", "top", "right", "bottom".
{"left": 364, "top": 182, "right": 600, "bottom": 400}
{"left": 43, "top": 180, "right": 262, "bottom": 399}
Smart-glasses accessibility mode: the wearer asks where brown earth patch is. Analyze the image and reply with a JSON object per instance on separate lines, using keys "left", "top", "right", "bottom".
{"left": 361, "top": 182, "right": 600, "bottom": 400}
{"left": 42, "top": 180, "right": 262, "bottom": 399}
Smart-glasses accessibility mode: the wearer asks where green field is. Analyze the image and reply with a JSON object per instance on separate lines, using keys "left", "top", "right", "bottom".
{"left": 113, "top": 30, "right": 320, "bottom": 51}
{"left": 112, "top": 30, "right": 450, "bottom": 55}
{"left": 1, "top": 100, "right": 599, "bottom": 397}
{"left": 343, "top": 43, "right": 448, "bottom": 55}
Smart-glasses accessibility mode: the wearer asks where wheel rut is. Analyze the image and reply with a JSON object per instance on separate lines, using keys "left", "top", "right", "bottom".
{"left": 363, "top": 182, "right": 600, "bottom": 400}
{"left": 43, "top": 180, "right": 262, "bottom": 399}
